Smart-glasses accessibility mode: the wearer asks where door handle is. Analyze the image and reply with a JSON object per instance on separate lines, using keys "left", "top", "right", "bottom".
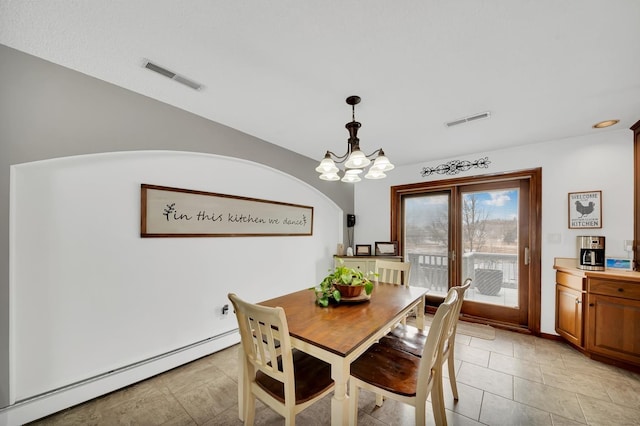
{"left": 524, "top": 247, "right": 530, "bottom": 265}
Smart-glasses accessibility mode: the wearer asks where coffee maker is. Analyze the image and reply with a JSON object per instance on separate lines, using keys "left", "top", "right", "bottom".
{"left": 577, "top": 236, "right": 605, "bottom": 271}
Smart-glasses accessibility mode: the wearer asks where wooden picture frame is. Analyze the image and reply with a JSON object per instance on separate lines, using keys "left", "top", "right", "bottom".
{"left": 375, "top": 241, "right": 398, "bottom": 256}
{"left": 141, "top": 184, "right": 313, "bottom": 237}
{"left": 568, "top": 190, "right": 602, "bottom": 229}
{"left": 355, "top": 245, "right": 371, "bottom": 256}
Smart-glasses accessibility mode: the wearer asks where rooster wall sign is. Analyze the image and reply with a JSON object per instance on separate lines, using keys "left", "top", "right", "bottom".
{"left": 568, "top": 190, "right": 602, "bottom": 229}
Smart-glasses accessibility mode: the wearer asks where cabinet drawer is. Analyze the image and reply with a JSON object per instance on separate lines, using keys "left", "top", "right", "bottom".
{"left": 588, "top": 278, "right": 640, "bottom": 300}
{"left": 556, "top": 271, "right": 584, "bottom": 291}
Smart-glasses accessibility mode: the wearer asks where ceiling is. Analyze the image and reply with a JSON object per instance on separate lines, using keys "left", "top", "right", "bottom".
{"left": 2, "top": 1, "right": 639, "bottom": 167}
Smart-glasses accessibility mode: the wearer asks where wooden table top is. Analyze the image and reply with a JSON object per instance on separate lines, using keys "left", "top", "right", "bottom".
{"left": 259, "top": 282, "right": 427, "bottom": 357}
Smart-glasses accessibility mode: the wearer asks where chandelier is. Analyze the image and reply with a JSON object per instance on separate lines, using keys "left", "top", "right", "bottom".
{"left": 315, "top": 95, "right": 394, "bottom": 182}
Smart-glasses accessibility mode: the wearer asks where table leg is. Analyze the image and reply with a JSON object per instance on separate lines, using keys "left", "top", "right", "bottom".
{"left": 330, "top": 360, "right": 351, "bottom": 426}
{"left": 416, "top": 295, "right": 426, "bottom": 331}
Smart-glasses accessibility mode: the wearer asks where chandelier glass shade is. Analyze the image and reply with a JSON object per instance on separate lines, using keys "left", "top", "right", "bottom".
{"left": 316, "top": 96, "right": 394, "bottom": 182}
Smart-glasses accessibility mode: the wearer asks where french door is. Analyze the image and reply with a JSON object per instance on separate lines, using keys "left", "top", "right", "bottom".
{"left": 391, "top": 169, "right": 541, "bottom": 331}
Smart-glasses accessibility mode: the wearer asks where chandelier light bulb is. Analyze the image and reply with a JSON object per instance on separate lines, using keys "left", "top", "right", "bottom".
{"left": 365, "top": 169, "right": 387, "bottom": 179}
{"left": 341, "top": 169, "right": 362, "bottom": 183}
{"left": 371, "top": 153, "right": 394, "bottom": 172}
{"left": 319, "top": 172, "right": 341, "bottom": 181}
{"left": 315, "top": 156, "right": 339, "bottom": 173}
{"left": 344, "top": 149, "right": 371, "bottom": 169}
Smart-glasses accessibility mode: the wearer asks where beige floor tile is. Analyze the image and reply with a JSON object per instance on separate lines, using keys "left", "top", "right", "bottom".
{"left": 170, "top": 373, "right": 239, "bottom": 423}
{"left": 468, "top": 335, "right": 514, "bottom": 357}
{"left": 442, "top": 381, "right": 484, "bottom": 421}
{"left": 454, "top": 342, "right": 491, "bottom": 368}
{"left": 603, "top": 371, "right": 640, "bottom": 408}
{"left": 577, "top": 393, "right": 640, "bottom": 426}
{"left": 97, "top": 385, "right": 193, "bottom": 425}
{"left": 489, "top": 352, "right": 544, "bottom": 383}
{"left": 540, "top": 364, "right": 611, "bottom": 401}
{"left": 549, "top": 413, "right": 587, "bottom": 425}
{"left": 456, "top": 362, "right": 513, "bottom": 399}
{"left": 513, "top": 376, "right": 586, "bottom": 423}
{"left": 479, "top": 392, "right": 553, "bottom": 426}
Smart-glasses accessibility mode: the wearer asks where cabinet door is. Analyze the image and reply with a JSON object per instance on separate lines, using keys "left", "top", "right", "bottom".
{"left": 556, "top": 284, "right": 584, "bottom": 347}
{"left": 335, "top": 258, "right": 368, "bottom": 272}
{"left": 587, "top": 293, "right": 640, "bottom": 365}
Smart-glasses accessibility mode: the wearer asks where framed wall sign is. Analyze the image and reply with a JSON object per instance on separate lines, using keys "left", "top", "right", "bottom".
{"left": 568, "top": 190, "right": 602, "bottom": 229}
{"left": 141, "top": 184, "right": 313, "bottom": 237}
{"left": 375, "top": 241, "right": 398, "bottom": 256}
{"left": 356, "top": 245, "right": 371, "bottom": 256}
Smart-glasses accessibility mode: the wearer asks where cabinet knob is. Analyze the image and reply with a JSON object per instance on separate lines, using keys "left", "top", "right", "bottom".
{"left": 617, "top": 288, "right": 624, "bottom": 292}
{"left": 575, "top": 299, "right": 582, "bottom": 304}
{"left": 589, "top": 303, "right": 595, "bottom": 307}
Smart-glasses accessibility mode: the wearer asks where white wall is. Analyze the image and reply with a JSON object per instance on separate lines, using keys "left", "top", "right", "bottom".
{"left": 354, "top": 129, "right": 633, "bottom": 334}
{"left": 9, "top": 151, "right": 341, "bottom": 410}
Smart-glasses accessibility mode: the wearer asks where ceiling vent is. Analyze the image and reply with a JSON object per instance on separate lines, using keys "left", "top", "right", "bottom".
{"left": 445, "top": 111, "right": 491, "bottom": 127}
{"left": 142, "top": 59, "right": 203, "bottom": 91}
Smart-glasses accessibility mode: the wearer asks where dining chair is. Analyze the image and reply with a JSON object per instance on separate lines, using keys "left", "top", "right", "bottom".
{"left": 228, "top": 293, "right": 335, "bottom": 426}
{"left": 376, "top": 259, "right": 413, "bottom": 327}
{"left": 379, "top": 278, "right": 472, "bottom": 400}
{"left": 375, "top": 259, "right": 411, "bottom": 285}
{"left": 349, "top": 291, "right": 457, "bottom": 426}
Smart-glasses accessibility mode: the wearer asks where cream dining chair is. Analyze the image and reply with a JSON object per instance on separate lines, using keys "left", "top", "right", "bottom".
{"left": 375, "top": 259, "right": 411, "bottom": 285}
{"left": 379, "top": 278, "right": 472, "bottom": 400}
{"left": 376, "top": 259, "right": 413, "bottom": 327}
{"left": 349, "top": 290, "right": 457, "bottom": 426}
{"left": 228, "top": 293, "right": 335, "bottom": 425}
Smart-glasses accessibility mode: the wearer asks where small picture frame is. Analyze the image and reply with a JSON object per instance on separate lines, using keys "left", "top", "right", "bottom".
{"left": 355, "top": 244, "right": 371, "bottom": 256}
{"left": 568, "top": 191, "right": 602, "bottom": 229}
{"left": 375, "top": 241, "right": 398, "bottom": 256}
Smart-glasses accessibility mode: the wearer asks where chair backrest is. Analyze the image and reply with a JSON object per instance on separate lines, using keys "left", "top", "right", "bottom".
{"left": 450, "top": 278, "right": 472, "bottom": 331}
{"left": 376, "top": 260, "right": 411, "bottom": 285}
{"left": 440, "top": 278, "right": 472, "bottom": 355}
{"left": 416, "top": 290, "right": 457, "bottom": 399}
{"left": 228, "top": 293, "right": 296, "bottom": 403}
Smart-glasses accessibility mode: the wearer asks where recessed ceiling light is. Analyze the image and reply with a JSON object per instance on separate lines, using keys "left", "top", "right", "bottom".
{"left": 592, "top": 119, "right": 619, "bottom": 129}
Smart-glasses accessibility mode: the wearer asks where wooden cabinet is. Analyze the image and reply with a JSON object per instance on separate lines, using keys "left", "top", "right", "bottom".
{"left": 555, "top": 271, "right": 585, "bottom": 347}
{"left": 586, "top": 277, "right": 640, "bottom": 366}
{"left": 554, "top": 259, "right": 640, "bottom": 371}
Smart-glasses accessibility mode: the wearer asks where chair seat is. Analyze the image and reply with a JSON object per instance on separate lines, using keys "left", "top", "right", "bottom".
{"left": 256, "top": 348, "right": 334, "bottom": 404}
{"left": 379, "top": 324, "right": 428, "bottom": 358}
{"left": 350, "top": 343, "right": 425, "bottom": 397}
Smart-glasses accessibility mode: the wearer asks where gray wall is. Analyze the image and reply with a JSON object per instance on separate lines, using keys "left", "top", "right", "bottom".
{"left": 0, "top": 44, "right": 353, "bottom": 408}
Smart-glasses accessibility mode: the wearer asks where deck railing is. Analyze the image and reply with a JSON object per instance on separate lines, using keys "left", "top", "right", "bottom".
{"left": 406, "top": 251, "right": 518, "bottom": 293}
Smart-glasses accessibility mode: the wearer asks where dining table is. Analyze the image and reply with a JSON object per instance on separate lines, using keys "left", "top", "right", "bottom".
{"left": 237, "top": 282, "right": 427, "bottom": 426}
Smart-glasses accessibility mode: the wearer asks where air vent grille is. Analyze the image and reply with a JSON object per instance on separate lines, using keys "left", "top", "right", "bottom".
{"left": 446, "top": 111, "right": 491, "bottom": 127}
{"left": 143, "top": 60, "right": 203, "bottom": 91}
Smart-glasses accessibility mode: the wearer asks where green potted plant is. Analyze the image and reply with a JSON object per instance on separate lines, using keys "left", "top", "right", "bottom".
{"left": 312, "top": 260, "right": 375, "bottom": 307}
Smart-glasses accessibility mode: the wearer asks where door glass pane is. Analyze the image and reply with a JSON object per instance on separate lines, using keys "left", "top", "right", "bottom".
{"left": 404, "top": 193, "right": 449, "bottom": 297}
{"left": 460, "top": 189, "right": 519, "bottom": 307}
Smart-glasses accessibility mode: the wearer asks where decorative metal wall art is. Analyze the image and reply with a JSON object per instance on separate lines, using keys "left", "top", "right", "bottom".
{"left": 420, "top": 156, "right": 491, "bottom": 177}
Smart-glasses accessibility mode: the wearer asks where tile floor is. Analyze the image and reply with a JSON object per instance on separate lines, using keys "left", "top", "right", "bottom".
{"left": 29, "top": 327, "right": 640, "bottom": 425}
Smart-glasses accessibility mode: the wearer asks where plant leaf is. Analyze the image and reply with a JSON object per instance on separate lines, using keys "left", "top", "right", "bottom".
{"left": 364, "top": 281, "right": 374, "bottom": 295}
